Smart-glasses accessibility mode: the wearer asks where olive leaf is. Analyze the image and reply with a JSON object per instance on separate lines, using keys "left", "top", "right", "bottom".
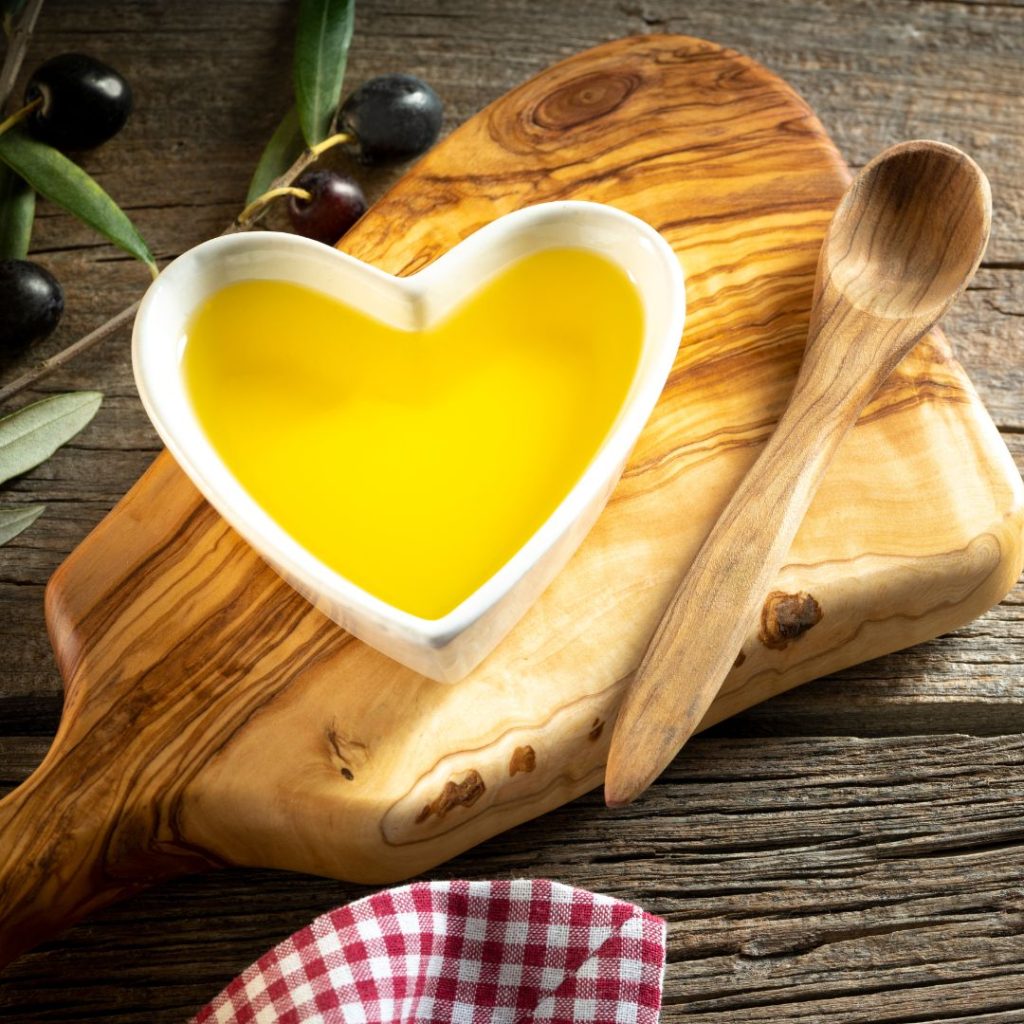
{"left": 0, "top": 391, "right": 102, "bottom": 486}
{"left": 247, "top": 106, "right": 305, "bottom": 204}
{"left": 0, "top": 131, "right": 156, "bottom": 274}
{"left": 0, "top": 504, "right": 44, "bottom": 545}
{"left": 0, "top": 162, "right": 34, "bottom": 259}
{"left": 1, "top": 0, "right": 28, "bottom": 35}
{"left": 294, "top": 0, "right": 355, "bottom": 146}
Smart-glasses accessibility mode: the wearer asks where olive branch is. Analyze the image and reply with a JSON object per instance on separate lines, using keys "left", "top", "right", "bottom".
{"left": 0, "top": 0, "right": 445, "bottom": 545}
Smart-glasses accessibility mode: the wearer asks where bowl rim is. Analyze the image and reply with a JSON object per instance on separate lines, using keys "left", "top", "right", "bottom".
{"left": 132, "top": 200, "right": 686, "bottom": 649}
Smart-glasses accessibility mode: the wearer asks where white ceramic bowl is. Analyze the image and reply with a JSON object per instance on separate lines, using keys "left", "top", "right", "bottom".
{"left": 133, "top": 201, "right": 685, "bottom": 682}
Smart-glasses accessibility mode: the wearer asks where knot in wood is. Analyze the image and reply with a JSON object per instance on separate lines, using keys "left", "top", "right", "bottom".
{"left": 759, "top": 590, "right": 823, "bottom": 650}
{"left": 415, "top": 770, "right": 486, "bottom": 824}
{"left": 533, "top": 71, "right": 638, "bottom": 130}
{"left": 509, "top": 745, "right": 536, "bottom": 776}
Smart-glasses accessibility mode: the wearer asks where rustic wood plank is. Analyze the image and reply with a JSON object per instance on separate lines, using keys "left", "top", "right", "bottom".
{"left": 2, "top": 736, "right": 1023, "bottom": 1021}
{"left": 954, "top": 270, "right": 1024, "bottom": 431}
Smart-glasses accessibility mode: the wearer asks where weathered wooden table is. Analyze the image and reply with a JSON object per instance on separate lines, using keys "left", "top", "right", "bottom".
{"left": 1, "top": 1, "right": 1022, "bottom": 1020}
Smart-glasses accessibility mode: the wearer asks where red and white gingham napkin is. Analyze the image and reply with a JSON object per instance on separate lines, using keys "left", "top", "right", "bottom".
{"left": 193, "top": 879, "right": 666, "bottom": 1023}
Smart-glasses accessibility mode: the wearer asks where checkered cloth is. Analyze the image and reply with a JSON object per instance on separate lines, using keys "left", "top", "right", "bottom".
{"left": 192, "top": 879, "right": 666, "bottom": 1023}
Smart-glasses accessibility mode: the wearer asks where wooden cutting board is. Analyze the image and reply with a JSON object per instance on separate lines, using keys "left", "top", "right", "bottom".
{"left": 1, "top": 35, "right": 1021, "bottom": 966}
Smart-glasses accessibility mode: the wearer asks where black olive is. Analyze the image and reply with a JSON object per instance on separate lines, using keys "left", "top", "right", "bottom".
{"left": 288, "top": 171, "right": 368, "bottom": 245}
{"left": 0, "top": 260, "right": 64, "bottom": 354}
{"left": 339, "top": 74, "right": 443, "bottom": 165}
{"left": 24, "top": 53, "right": 133, "bottom": 151}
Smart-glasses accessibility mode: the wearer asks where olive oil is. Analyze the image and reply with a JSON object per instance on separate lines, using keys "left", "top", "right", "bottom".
{"left": 182, "top": 247, "right": 644, "bottom": 619}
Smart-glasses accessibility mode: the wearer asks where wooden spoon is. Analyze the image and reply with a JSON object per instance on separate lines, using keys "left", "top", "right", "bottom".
{"left": 604, "top": 139, "right": 992, "bottom": 807}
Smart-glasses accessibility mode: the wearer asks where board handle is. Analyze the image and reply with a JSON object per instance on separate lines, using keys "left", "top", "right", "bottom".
{"left": 0, "top": 726, "right": 205, "bottom": 967}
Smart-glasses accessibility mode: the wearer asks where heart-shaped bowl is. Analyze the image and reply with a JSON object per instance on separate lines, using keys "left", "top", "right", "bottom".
{"left": 133, "top": 200, "right": 685, "bottom": 682}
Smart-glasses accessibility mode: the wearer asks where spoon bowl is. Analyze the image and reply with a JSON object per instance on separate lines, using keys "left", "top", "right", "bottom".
{"left": 822, "top": 140, "right": 991, "bottom": 322}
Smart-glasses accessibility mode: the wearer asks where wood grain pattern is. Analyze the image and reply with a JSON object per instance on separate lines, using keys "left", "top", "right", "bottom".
{"left": 1, "top": 31, "right": 1022, "bottom": 975}
{"left": 607, "top": 141, "right": 993, "bottom": 804}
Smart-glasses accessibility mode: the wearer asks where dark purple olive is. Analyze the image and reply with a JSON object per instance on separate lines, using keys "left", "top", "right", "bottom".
{"left": 0, "top": 260, "right": 64, "bottom": 354}
{"left": 24, "top": 53, "right": 132, "bottom": 151}
{"left": 339, "top": 74, "right": 442, "bottom": 165}
{"left": 288, "top": 170, "right": 367, "bottom": 245}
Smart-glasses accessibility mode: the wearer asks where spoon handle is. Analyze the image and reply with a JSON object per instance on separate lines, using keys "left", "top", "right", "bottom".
{"left": 603, "top": 304, "right": 900, "bottom": 807}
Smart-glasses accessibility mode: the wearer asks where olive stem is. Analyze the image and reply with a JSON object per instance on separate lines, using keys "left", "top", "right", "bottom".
{"left": 0, "top": 300, "right": 139, "bottom": 406}
{"left": 309, "top": 130, "right": 354, "bottom": 158}
{"left": 235, "top": 185, "right": 312, "bottom": 228}
{"left": 0, "top": 0, "right": 44, "bottom": 111}
{"left": 228, "top": 131, "right": 354, "bottom": 232}
{"left": 0, "top": 96, "right": 41, "bottom": 138}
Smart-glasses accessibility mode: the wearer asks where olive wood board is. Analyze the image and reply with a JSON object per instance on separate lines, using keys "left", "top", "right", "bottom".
{"left": 1, "top": 35, "right": 1021, "bottom": 966}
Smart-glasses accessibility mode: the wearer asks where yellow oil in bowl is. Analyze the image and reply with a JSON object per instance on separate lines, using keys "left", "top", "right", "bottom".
{"left": 182, "top": 247, "right": 643, "bottom": 619}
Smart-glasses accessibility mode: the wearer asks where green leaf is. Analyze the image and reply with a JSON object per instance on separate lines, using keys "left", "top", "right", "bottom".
{"left": 0, "top": 131, "right": 155, "bottom": 273}
{"left": 247, "top": 106, "right": 305, "bottom": 203}
{"left": 2, "top": 0, "right": 27, "bottom": 32}
{"left": 0, "top": 504, "right": 44, "bottom": 545}
{"left": 0, "top": 391, "right": 103, "bottom": 486}
{"left": 294, "top": 0, "right": 355, "bottom": 146}
{"left": 0, "top": 163, "right": 34, "bottom": 260}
